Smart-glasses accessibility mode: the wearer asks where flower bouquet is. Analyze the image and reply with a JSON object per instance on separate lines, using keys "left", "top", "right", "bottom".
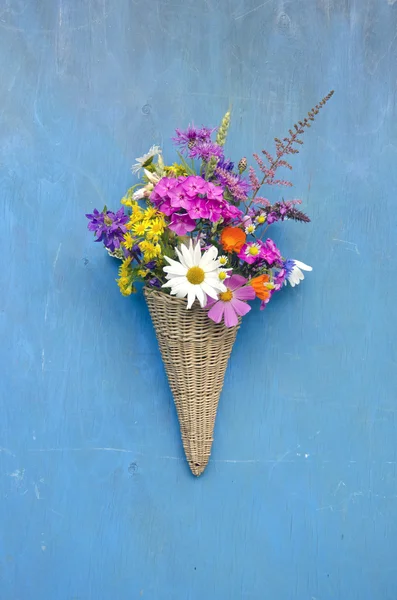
{"left": 86, "top": 91, "right": 333, "bottom": 476}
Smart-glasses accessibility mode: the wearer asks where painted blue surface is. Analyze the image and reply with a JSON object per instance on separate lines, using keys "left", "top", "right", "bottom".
{"left": 1, "top": 1, "right": 397, "bottom": 598}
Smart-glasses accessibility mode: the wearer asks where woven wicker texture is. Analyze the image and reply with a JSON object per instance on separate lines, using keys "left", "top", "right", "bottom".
{"left": 144, "top": 287, "right": 239, "bottom": 476}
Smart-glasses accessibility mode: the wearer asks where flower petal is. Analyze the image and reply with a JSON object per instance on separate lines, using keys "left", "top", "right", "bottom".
{"left": 223, "top": 302, "right": 239, "bottom": 327}
{"left": 193, "top": 241, "right": 202, "bottom": 265}
{"left": 234, "top": 286, "right": 256, "bottom": 301}
{"left": 163, "top": 263, "right": 188, "bottom": 276}
{"left": 195, "top": 285, "right": 206, "bottom": 308}
{"left": 175, "top": 247, "right": 188, "bottom": 269}
{"left": 199, "top": 246, "right": 218, "bottom": 269}
{"left": 208, "top": 301, "right": 225, "bottom": 324}
{"left": 187, "top": 288, "right": 196, "bottom": 309}
{"left": 201, "top": 281, "right": 221, "bottom": 300}
{"left": 230, "top": 298, "right": 251, "bottom": 317}
{"left": 293, "top": 260, "right": 312, "bottom": 272}
{"left": 227, "top": 274, "right": 248, "bottom": 290}
{"left": 181, "top": 243, "right": 194, "bottom": 268}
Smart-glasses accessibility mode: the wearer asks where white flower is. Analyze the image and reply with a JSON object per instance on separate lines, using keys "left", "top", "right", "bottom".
{"left": 132, "top": 188, "right": 146, "bottom": 201}
{"left": 219, "top": 255, "right": 228, "bottom": 266}
{"left": 143, "top": 168, "right": 160, "bottom": 184}
{"left": 218, "top": 268, "right": 232, "bottom": 282}
{"left": 245, "top": 224, "right": 256, "bottom": 234}
{"left": 286, "top": 260, "right": 312, "bottom": 287}
{"left": 162, "top": 241, "right": 226, "bottom": 309}
{"left": 131, "top": 145, "right": 162, "bottom": 174}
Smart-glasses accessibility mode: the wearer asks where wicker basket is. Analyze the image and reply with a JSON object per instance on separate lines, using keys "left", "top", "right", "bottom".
{"left": 144, "top": 287, "right": 240, "bottom": 476}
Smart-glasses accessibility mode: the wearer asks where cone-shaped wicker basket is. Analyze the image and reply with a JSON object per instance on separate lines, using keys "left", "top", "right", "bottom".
{"left": 144, "top": 287, "right": 240, "bottom": 476}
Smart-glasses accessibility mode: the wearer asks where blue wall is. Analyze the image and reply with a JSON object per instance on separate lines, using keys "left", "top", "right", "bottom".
{"left": 1, "top": 1, "right": 397, "bottom": 598}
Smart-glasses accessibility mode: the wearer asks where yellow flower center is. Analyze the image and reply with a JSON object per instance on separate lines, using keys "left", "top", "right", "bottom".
{"left": 248, "top": 245, "right": 259, "bottom": 256}
{"left": 219, "top": 271, "right": 227, "bottom": 281}
{"left": 104, "top": 216, "right": 112, "bottom": 226}
{"left": 186, "top": 266, "right": 205, "bottom": 285}
{"left": 219, "top": 289, "right": 233, "bottom": 302}
{"left": 257, "top": 216, "right": 265, "bottom": 224}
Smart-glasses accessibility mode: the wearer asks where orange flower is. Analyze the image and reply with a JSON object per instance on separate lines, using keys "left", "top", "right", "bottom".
{"left": 220, "top": 227, "right": 246, "bottom": 253}
{"left": 250, "top": 274, "right": 272, "bottom": 301}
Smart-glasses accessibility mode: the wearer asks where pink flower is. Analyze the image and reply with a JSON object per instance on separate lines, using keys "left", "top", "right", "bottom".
{"left": 157, "top": 198, "right": 173, "bottom": 216}
{"left": 169, "top": 184, "right": 193, "bottom": 211}
{"left": 238, "top": 242, "right": 263, "bottom": 264}
{"left": 168, "top": 213, "right": 196, "bottom": 235}
{"left": 183, "top": 175, "right": 208, "bottom": 197}
{"left": 153, "top": 177, "right": 178, "bottom": 199}
{"left": 206, "top": 275, "right": 255, "bottom": 328}
{"left": 261, "top": 238, "right": 282, "bottom": 265}
{"left": 206, "top": 183, "right": 224, "bottom": 201}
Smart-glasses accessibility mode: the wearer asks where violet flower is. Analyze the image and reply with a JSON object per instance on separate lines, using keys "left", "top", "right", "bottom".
{"left": 189, "top": 141, "right": 223, "bottom": 162}
{"left": 172, "top": 124, "right": 216, "bottom": 154}
{"left": 217, "top": 157, "right": 234, "bottom": 172}
{"left": 86, "top": 207, "right": 129, "bottom": 252}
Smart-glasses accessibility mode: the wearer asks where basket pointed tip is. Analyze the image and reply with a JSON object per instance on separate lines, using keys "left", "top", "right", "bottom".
{"left": 189, "top": 459, "right": 209, "bottom": 477}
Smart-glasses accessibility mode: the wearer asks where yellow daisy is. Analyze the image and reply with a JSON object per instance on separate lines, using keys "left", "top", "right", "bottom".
{"left": 122, "top": 232, "right": 135, "bottom": 250}
{"left": 144, "top": 206, "right": 158, "bottom": 220}
{"left": 132, "top": 221, "right": 148, "bottom": 237}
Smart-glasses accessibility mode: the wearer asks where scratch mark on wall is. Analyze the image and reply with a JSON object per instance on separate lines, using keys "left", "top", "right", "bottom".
{"left": 44, "top": 296, "right": 49, "bottom": 322}
{"left": 9, "top": 469, "right": 25, "bottom": 481}
{"left": 388, "top": 0, "right": 397, "bottom": 5}
{"left": 234, "top": 0, "right": 273, "bottom": 20}
{"left": 50, "top": 508, "right": 64, "bottom": 517}
{"left": 332, "top": 238, "right": 360, "bottom": 255}
{"left": 29, "top": 447, "right": 136, "bottom": 453}
{"left": 0, "top": 447, "right": 15, "bottom": 456}
{"left": 41, "top": 349, "right": 45, "bottom": 372}
{"left": 334, "top": 480, "right": 346, "bottom": 495}
{"left": 53, "top": 243, "right": 62, "bottom": 270}
{"left": 34, "top": 483, "right": 42, "bottom": 500}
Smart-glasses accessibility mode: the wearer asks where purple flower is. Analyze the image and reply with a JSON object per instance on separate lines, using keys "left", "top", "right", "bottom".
{"left": 86, "top": 207, "right": 128, "bottom": 252}
{"left": 273, "top": 269, "right": 287, "bottom": 291}
{"left": 189, "top": 141, "right": 223, "bottom": 162}
{"left": 215, "top": 167, "right": 250, "bottom": 201}
{"left": 148, "top": 277, "right": 161, "bottom": 288}
{"left": 266, "top": 212, "right": 279, "bottom": 225}
{"left": 172, "top": 124, "right": 216, "bottom": 153}
{"left": 217, "top": 157, "right": 234, "bottom": 172}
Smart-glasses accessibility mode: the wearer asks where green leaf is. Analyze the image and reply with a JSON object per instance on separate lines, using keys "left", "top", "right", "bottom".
{"left": 177, "top": 152, "right": 196, "bottom": 175}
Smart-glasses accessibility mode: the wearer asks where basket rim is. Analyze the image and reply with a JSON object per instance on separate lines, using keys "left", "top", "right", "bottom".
{"left": 143, "top": 285, "right": 242, "bottom": 329}
{"left": 143, "top": 285, "right": 190, "bottom": 307}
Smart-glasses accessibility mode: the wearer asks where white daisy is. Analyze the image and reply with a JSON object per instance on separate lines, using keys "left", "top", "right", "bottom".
{"left": 162, "top": 241, "right": 227, "bottom": 309}
{"left": 219, "top": 255, "right": 228, "bottom": 266}
{"left": 218, "top": 268, "right": 232, "bottom": 282}
{"left": 286, "top": 259, "right": 312, "bottom": 287}
{"left": 245, "top": 224, "right": 256, "bottom": 234}
{"left": 131, "top": 145, "right": 162, "bottom": 174}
